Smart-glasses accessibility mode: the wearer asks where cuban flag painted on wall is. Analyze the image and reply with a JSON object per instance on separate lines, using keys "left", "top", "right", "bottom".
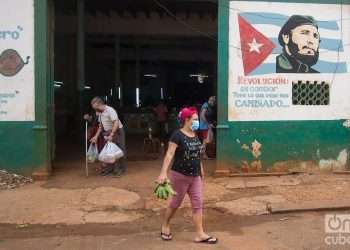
{"left": 228, "top": 1, "right": 350, "bottom": 121}
{"left": 235, "top": 8, "right": 348, "bottom": 76}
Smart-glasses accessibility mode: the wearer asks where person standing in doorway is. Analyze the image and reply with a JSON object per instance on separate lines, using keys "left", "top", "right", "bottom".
{"left": 198, "top": 96, "right": 216, "bottom": 159}
{"left": 90, "top": 97, "right": 126, "bottom": 177}
{"left": 156, "top": 107, "right": 218, "bottom": 244}
{"left": 153, "top": 100, "right": 169, "bottom": 142}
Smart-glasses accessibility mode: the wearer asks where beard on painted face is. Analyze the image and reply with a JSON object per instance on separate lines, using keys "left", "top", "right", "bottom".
{"left": 287, "top": 40, "right": 319, "bottom": 66}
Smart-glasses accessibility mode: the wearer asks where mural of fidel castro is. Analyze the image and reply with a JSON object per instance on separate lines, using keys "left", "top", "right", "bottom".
{"left": 276, "top": 15, "right": 320, "bottom": 73}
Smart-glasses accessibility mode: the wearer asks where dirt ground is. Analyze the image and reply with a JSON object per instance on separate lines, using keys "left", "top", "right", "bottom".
{"left": 1, "top": 158, "right": 350, "bottom": 250}
{"left": 1, "top": 211, "right": 347, "bottom": 250}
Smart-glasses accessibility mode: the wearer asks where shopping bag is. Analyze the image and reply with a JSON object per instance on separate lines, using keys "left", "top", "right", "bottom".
{"left": 98, "top": 142, "right": 124, "bottom": 164}
{"left": 87, "top": 143, "right": 99, "bottom": 163}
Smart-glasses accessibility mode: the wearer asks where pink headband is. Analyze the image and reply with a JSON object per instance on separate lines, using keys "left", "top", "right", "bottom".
{"left": 178, "top": 107, "right": 198, "bottom": 123}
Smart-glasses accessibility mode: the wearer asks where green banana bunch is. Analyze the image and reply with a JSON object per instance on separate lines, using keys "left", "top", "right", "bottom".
{"left": 154, "top": 180, "right": 177, "bottom": 200}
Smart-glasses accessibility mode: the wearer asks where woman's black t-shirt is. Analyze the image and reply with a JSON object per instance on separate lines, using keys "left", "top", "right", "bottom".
{"left": 169, "top": 130, "right": 202, "bottom": 177}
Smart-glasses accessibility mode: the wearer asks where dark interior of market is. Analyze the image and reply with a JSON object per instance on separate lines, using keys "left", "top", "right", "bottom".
{"left": 53, "top": 0, "right": 218, "bottom": 167}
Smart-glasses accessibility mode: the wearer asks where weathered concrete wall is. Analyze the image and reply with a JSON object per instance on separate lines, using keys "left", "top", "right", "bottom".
{"left": 217, "top": 0, "right": 350, "bottom": 173}
{"left": 0, "top": 0, "right": 52, "bottom": 175}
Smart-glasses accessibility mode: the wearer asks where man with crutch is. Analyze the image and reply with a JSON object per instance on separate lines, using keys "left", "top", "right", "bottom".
{"left": 89, "top": 97, "right": 126, "bottom": 177}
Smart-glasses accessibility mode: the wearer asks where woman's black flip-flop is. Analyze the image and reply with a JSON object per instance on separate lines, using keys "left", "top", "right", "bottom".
{"left": 195, "top": 236, "right": 218, "bottom": 244}
{"left": 160, "top": 232, "right": 173, "bottom": 241}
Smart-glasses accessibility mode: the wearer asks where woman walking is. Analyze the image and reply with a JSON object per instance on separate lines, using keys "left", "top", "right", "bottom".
{"left": 156, "top": 107, "right": 218, "bottom": 244}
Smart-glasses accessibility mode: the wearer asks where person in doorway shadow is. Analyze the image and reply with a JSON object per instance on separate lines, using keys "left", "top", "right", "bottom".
{"left": 198, "top": 96, "right": 216, "bottom": 159}
{"left": 153, "top": 100, "right": 169, "bottom": 142}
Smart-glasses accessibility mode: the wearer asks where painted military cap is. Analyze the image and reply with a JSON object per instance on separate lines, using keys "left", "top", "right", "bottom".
{"left": 278, "top": 15, "right": 318, "bottom": 45}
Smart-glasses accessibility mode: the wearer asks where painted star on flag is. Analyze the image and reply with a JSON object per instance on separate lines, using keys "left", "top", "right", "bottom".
{"left": 238, "top": 15, "right": 275, "bottom": 75}
{"left": 248, "top": 38, "right": 264, "bottom": 53}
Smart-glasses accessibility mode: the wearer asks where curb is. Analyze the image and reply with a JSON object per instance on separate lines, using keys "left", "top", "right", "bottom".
{"left": 267, "top": 201, "right": 350, "bottom": 214}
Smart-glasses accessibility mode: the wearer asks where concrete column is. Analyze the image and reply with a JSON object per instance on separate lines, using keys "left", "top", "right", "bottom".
{"left": 76, "top": 0, "right": 85, "bottom": 136}
{"left": 213, "top": 62, "right": 217, "bottom": 96}
{"left": 114, "top": 37, "right": 122, "bottom": 106}
{"left": 77, "top": 0, "right": 85, "bottom": 92}
{"left": 135, "top": 44, "right": 141, "bottom": 107}
{"left": 159, "top": 64, "right": 166, "bottom": 100}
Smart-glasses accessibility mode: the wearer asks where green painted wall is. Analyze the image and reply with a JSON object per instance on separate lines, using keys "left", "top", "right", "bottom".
{"left": 217, "top": 0, "right": 350, "bottom": 171}
{"left": 0, "top": 0, "right": 51, "bottom": 175}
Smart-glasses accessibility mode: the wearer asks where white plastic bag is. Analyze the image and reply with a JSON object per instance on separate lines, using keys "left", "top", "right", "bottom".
{"left": 87, "top": 143, "right": 99, "bottom": 163}
{"left": 98, "top": 142, "right": 124, "bottom": 164}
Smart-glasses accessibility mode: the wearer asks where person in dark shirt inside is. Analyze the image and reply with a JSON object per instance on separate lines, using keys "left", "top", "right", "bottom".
{"left": 156, "top": 107, "right": 218, "bottom": 244}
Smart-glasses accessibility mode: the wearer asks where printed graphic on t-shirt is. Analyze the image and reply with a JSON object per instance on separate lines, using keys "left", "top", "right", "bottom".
{"left": 183, "top": 140, "right": 201, "bottom": 161}
{"left": 170, "top": 130, "right": 202, "bottom": 176}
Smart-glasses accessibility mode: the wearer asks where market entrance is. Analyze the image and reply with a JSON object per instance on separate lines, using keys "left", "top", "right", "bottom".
{"left": 52, "top": 0, "right": 218, "bottom": 173}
